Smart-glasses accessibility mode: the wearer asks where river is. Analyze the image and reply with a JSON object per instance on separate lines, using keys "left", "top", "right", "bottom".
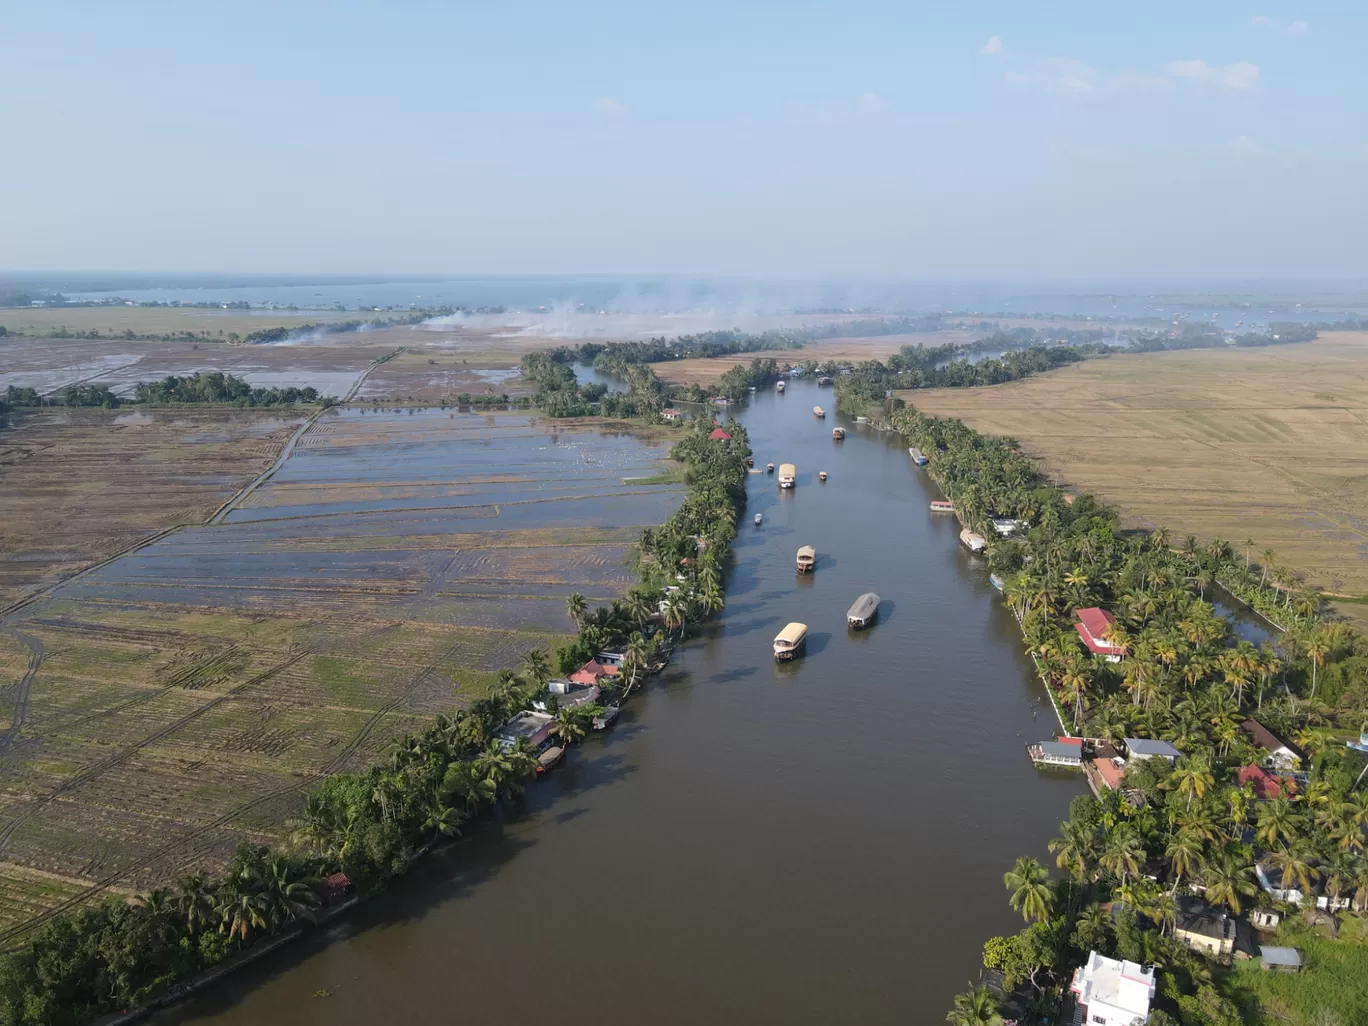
{"left": 158, "top": 379, "right": 1085, "bottom": 1025}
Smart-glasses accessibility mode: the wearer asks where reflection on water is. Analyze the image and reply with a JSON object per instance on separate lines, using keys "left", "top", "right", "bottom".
{"left": 159, "top": 382, "right": 1085, "bottom": 1026}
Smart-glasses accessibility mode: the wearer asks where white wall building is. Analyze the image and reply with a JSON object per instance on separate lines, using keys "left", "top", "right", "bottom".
{"left": 1070, "top": 950, "right": 1155, "bottom": 1026}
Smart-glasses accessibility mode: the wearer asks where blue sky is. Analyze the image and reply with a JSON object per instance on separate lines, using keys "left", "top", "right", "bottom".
{"left": 3, "top": 1, "right": 1364, "bottom": 278}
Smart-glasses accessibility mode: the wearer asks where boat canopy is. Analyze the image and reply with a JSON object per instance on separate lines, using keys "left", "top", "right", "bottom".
{"left": 847, "top": 592, "right": 880, "bottom": 620}
{"left": 797, "top": 545, "right": 816, "bottom": 561}
{"left": 774, "top": 622, "right": 808, "bottom": 645}
{"left": 778, "top": 463, "right": 796, "bottom": 478}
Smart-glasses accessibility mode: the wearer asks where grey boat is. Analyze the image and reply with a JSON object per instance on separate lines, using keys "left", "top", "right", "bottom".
{"left": 846, "top": 592, "right": 881, "bottom": 629}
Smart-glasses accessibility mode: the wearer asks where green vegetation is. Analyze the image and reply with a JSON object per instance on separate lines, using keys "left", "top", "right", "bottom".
{"left": 0, "top": 404, "right": 750, "bottom": 1024}
{"left": 133, "top": 372, "right": 328, "bottom": 407}
{"left": 874, "top": 397, "right": 1368, "bottom": 1025}
{"left": 1225, "top": 919, "right": 1368, "bottom": 1024}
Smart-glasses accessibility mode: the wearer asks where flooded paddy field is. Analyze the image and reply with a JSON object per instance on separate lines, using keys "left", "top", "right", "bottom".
{"left": 0, "top": 408, "right": 681, "bottom": 935}
{"left": 0, "top": 408, "right": 306, "bottom": 609}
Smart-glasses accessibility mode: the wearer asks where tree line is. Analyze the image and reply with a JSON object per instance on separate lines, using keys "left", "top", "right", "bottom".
{"left": 133, "top": 372, "right": 331, "bottom": 407}
{"left": 0, "top": 413, "right": 751, "bottom": 1025}
{"left": 868, "top": 400, "right": 1367, "bottom": 1025}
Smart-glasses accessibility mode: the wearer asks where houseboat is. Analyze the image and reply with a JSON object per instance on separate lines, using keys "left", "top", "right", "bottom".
{"left": 766, "top": 462, "right": 775, "bottom": 473}
{"left": 536, "top": 745, "right": 566, "bottom": 773}
{"left": 959, "top": 528, "right": 987, "bottom": 553}
{"left": 832, "top": 427, "right": 845, "bottom": 440}
{"left": 592, "top": 703, "right": 620, "bottom": 731}
{"left": 813, "top": 406, "right": 825, "bottom": 418}
{"left": 778, "top": 463, "right": 796, "bottom": 488}
{"left": 754, "top": 513, "right": 763, "bottom": 526}
{"left": 818, "top": 471, "right": 827, "bottom": 482}
{"left": 846, "top": 592, "right": 880, "bottom": 629}
{"left": 908, "top": 447, "right": 928, "bottom": 466}
{"left": 776, "top": 381, "right": 786, "bottom": 393}
{"left": 796, "top": 545, "right": 816, "bottom": 572}
{"left": 773, "top": 622, "right": 808, "bottom": 661}
{"left": 989, "top": 573, "right": 1005, "bottom": 592}
{"left": 929, "top": 499, "right": 955, "bottom": 513}
{"left": 817, "top": 375, "right": 833, "bottom": 386}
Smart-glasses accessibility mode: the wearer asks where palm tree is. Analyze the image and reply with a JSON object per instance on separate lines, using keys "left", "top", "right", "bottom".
{"left": 1170, "top": 756, "right": 1215, "bottom": 812}
{"left": 552, "top": 705, "right": 593, "bottom": 748}
{"left": 421, "top": 787, "right": 465, "bottom": 839}
{"left": 945, "top": 986, "right": 1003, "bottom": 1026}
{"left": 443, "top": 758, "right": 497, "bottom": 812}
{"left": 1303, "top": 628, "right": 1331, "bottom": 700}
{"left": 1050, "top": 819, "right": 1098, "bottom": 882}
{"left": 1266, "top": 846, "right": 1320, "bottom": 899}
{"left": 175, "top": 870, "right": 218, "bottom": 936}
{"left": 217, "top": 869, "right": 269, "bottom": 942}
{"left": 1003, "top": 856, "right": 1054, "bottom": 923}
{"left": 1164, "top": 830, "right": 1205, "bottom": 896}
{"left": 522, "top": 648, "right": 552, "bottom": 687}
{"left": 1099, "top": 824, "right": 1144, "bottom": 885}
{"left": 1202, "top": 849, "right": 1257, "bottom": 914}
{"left": 1255, "top": 796, "right": 1299, "bottom": 850}
{"left": 260, "top": 854, "right": 320, "bottom": 929}
{"left": 565, "top": 592, "right": 587, "bottom": 627}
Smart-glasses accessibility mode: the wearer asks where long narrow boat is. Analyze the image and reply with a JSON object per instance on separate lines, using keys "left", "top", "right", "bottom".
{"left": 959, "top": 528, "right": 987, "bottom": 553}
{"left": 773, "top": 622, "right": 808, "bottom": 661}
{"left": 536, "top": 745, "right": 565, "bottom": 773}
{"left": 778, "top": 463, "right": 796, "bottom": 488}
{"left": 796, "top": 545, "right": 816, "bottom": 572}
{"left": 929, "top": 499, "right": 955, "bottom": 513}
{"left": 908, "top": 447, "right": 928, "bottom": 466}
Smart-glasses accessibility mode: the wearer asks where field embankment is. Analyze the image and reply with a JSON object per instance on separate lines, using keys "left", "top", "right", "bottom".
{"left": 905, "top": 331, "right": 1368, "bottom": 621}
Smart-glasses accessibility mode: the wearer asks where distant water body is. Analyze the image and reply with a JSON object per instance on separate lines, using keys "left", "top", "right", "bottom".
{"left": 64, "top": 276, "right": 1368, "bottom": 330}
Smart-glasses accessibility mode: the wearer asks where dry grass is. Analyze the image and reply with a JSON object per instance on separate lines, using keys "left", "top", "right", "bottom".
{"left": 0, "top": 408, "right": 306, "bottom": 611}
{"left": 906, "top": 332, "right": 1368, "bottom": 618}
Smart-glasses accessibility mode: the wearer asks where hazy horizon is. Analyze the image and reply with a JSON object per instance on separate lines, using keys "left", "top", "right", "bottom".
{"left": 4, "top": 1, "right": 1365, "bottom": 279}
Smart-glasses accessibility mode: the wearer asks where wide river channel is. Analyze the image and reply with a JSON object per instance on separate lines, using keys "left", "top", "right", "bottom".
{"left": 161, "top": 380, "right": 1087, "bottom": 1025}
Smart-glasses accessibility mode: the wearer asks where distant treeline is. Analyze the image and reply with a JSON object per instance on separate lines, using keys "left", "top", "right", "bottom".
{"left": 241, "top": 311, "right": 447, "bottom": 344}
{"left": 135, "top": 372, "right": 332, "bottom": 407}
{"left": 1128, "top": 321, "right": 1319, "bottom": 352}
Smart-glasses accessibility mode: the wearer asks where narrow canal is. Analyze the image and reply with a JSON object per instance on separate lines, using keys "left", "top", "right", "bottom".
{"left": 160, "top": 380, "right": 1085, "bottom": 1025}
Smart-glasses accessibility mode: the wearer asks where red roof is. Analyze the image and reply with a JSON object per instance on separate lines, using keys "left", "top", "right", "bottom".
{"left": 1238, "top": 764, "right": 1297, "bottom": 800}
{"left": 663, "top": 408, "right": 682, "bottom": 416}
{"left": 570, "top": 659, "right": 619, "bottom": 685}
{"left": 1074, "top": 608, "right": 1123, "bottom": 654}
{"left": 708, "top": 427, "right": 732, "bottom": 441}
{"left": 1091, "top": 757, "right": 1127, "bottom": 790}
{"left": 1056, "top": 736, "right": 1083, "bottom": 747}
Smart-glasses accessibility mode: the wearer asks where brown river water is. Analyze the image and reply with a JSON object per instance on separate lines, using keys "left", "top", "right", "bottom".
{"left": 157, "top": 380, "right": 1087, "bottom": 1025}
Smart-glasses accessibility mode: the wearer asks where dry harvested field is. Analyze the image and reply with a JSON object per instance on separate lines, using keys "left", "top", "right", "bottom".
{"left": 0, "top": 408, "right": 680, "bottom": 935}
{"left": 0, "top": 408, "right": 307, "bottom": 611}
{"left": 906, "top": 332, "right": 1368, "bottom": 616}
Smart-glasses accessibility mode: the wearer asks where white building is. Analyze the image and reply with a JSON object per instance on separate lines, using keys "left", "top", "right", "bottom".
{"left": 1070, "top": 950, "right": 1155, "bottom": 1026}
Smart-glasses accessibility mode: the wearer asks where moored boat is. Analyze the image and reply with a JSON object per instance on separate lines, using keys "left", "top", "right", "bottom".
{"left": 908, "top": 447, "right": 928, "bottom": 466}
{"left": 832, "top": 427, "right": 845, "bottom": 440}
{"left": 929, "top": 499, "right": 955, "bottom": 513}
{"left": 776, "top": 381, "right": 786, "bottom": 393}
{"left": 813, "top": 406, "right": 825, "bottom": 418}
{"left": 754, "top": 513, "right": 763, "bottom": 526}
{"left": 959, "top": 528, "right": 987, "bottom": 553}
{"left": 773, "top": 622, "right": 808, "bottom": 661}
{"left": 796, "top": 545, "right": 816, "bottom": 572}
{"left": 766, "top": 462, "right": 775, "bottom": 473}
{"left": 818, "top": 471, "right": 828, "bottom": 482}
{"left": 817, "top": 375, "right": 833, "bottom": 386}
{"left": 846, "top": 592, "right": 880, "bottom": 629}
{"left": 592, "top": 704, "right": 620, "bottom": 731}
{"left": 536, "top": 745, "right": 565, "bottom": 773}
{"left": 778, "top": 463, "right": 796, "bottom": 488}
{"left": 989, "top": 573, "right": 1005, "bottom": 592}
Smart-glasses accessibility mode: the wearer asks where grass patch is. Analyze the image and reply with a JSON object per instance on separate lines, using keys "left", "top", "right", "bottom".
{"left": 1224, "top": 917, "right": 1368, "bottom": 1025}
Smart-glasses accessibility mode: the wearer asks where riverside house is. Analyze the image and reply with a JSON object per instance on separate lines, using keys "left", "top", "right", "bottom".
{"left": 1074, "top": 607, "right": 1125, "bottom": 662}
{"left": 570, "top": 659, "right": 619, "bottom": 686}
{"left": 1069, "top": 951, "right": 1155, "bottom": 1026}
{"left": 1237, "top": 763, "right": 1298, "bottom": 801}
{"left": 495, "top": 711, "right": 555, "bottom": 752}
{"left": 1121, "top": 737, "right": 1183, "bottom": 765}
{"left": 1241, "top": 719, "right": 1304, "bottom": 771}
{"left": 1174, "top": 896, "right": 1236, "bottom": 958}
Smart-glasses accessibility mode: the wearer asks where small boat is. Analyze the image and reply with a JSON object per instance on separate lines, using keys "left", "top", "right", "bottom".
{"left": 766, "top": 462, "right": 775, "bottom": 473}
{"left": 929, "top": 500, "right": 955, "bottom": 513}
{"left": 776, "top": 381, "right": 786, "bottom": 393}
{"left": 754, "top": 513, "right": 763, "bottom": 526}
{"left": 813, "top": 406, "right": 825, "bottom": 418}
{"left": 818, "top": 471, "right": 828, "bottom": 482}
{"left": 847, "top": 592, "right": 880, "bottom": 629}
{"left": 908, "top": 447, "right": 928, "bottom": 466}
{"left": 592, "top": 704, "right": 620, "bottom": 731}
{"left": 778, "top": 463, "right": 796, "bottom": 489}
{"left": 745, "top": 456, "right": 754, "bottom": 467}
{"left": 959, "top": 528, "right": 987, "bottom": 553}
{"left": 817, "top": 375, "right": 833, "bottom": 386}
{"left": 832, "top": 427, "right": 845, "bottom": 440}
{"left": 536, "top": 745, "right": 565, "bottom": 773}
{"left": 854, "top": 416, "right": 868, "bottom": 424}
{"left": 989, "top": 573, "right": 1005, "bottom": 592}
{"left": 773, "top": 622, "right": 808, "bottom": 661}
{"left": 796, "top": 545, "right": 816, "bottom": 572}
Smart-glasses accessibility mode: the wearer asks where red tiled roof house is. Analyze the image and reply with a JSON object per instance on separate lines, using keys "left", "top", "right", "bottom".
{"left": 570, "top": 659, "right": 619, "bottom": 686}
{"left": 1074, "top": 607, "right": 1125, "bottom": 663}
{"left": 1237, "top": 764, "right": 1298, "bottom": 801}
{"left": 708, "top": 427, "right": 732, "bottom": 441}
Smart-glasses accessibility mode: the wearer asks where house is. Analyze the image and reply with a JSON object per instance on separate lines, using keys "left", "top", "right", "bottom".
{"left": 570, "top": 659, "right": 619, "bottom": 686}
{"left": 1122, "top": 738, "right": 1183, "bottom": 765}
{"left": 1259, "top": 946, "right": 1302, "bottom": 973}
{"left": 1237, "top": 764, "right": 1298, "bottom": 801}
{"left": 1241, "top": 720, "right": 1303, "bottom": 771}
{"left": 531, "top": 679, "right": 600, "bottom": 712}
{"left": 1075, "top": 607, "right": 1125, "bottom": 662}
{"left": 990, "top": 517, "right": 1024, "bottom": 536}
{"left": 1174, "top": 896, "right": 1236, "bottom": 957}
{"left": 707, "top": 427, "right": 732, "bottom": 441}
{"left": 1070, "top": 950, "right": 1155, "bottom": 1026}
{"left": 661, "top": 408, "right": 684, "bottom": 422}
{"left": 1028, "top": 737, "right": 1084, "bottom": 768}
{"left": 596, "top": 651, "right": 625, "bottom": 668}
{"left": 321, "top": 872, "right": 355, "bottom": 905}
{"left": 495, "top": 711, "right": 555, "bottom": 751}
{"left": 1255, "top": 861, "right": 1352, "bottom": 911}
{"left": 1087, "top": 744, "right": 1128, "bottom": 792}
